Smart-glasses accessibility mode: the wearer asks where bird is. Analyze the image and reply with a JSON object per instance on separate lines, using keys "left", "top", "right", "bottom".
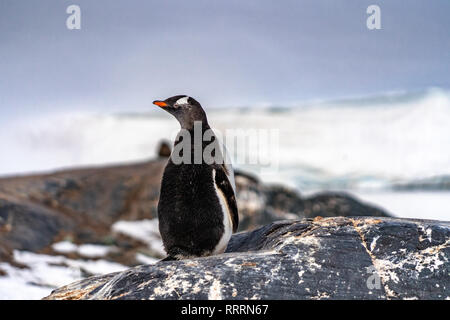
{"left": 153, "top": 95, "right": 239, "bottom": 261}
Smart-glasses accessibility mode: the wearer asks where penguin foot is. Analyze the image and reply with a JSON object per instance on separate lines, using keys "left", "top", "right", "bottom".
{"left": 159, "top": 255, "right": 177, "bottom": 262}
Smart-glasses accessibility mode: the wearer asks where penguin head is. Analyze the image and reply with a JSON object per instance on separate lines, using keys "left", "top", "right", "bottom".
{"left": 153, "top": 95, "right": 208, "bottom": 129}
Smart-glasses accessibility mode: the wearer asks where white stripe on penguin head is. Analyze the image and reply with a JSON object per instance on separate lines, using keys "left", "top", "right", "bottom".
{"left": 176, "top": 96, "right": 189, "bottom": 105}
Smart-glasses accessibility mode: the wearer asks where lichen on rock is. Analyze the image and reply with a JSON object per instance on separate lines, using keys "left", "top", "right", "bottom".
{"left": 44, "top": 217, "right": 450, "bottom": 300}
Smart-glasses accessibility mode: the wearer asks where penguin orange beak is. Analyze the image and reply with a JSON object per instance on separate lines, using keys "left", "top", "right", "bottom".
{"left": 153, "top": 100, "right": 168, "bottom": 107}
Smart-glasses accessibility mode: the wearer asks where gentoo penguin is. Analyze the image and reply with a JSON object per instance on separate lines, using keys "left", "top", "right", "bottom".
{"left": 153, "top": 95, "right": 238, "bottom": 260}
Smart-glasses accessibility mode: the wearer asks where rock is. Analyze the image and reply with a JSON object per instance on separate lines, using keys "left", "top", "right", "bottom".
{"left": 300, "top": 191, "right": 390, "bottom": 218}
{"left": 157, "top": 140, "right": 172, "bottom": 158}
{"left": 0, "top": 160, "right": 167, "bottom": 266}
{"left": 0, "top": 157, "right": 390, "bottom": 267}
{"left": 392, "top": 175, "right": 450, "bottom": 191}
{"left": 44, "top": 217, "right": 450, "bottom": 300}
{"left": 0, "top": 160, "right": 166, "bottom": 225}
{"left": 235, "top": 172, "right": 390, "bottom": 231}
{"left": 0, "top": 193, "right": 76, "bottom": 265}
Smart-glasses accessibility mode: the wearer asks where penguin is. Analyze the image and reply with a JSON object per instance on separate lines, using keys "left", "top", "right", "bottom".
{"left": 153, "top": 95, "right": 239, "bottom": 260}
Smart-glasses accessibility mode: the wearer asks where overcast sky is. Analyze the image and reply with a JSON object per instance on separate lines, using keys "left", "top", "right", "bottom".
{"left": 1, "top": 0, "right": 449, "bottom": 122}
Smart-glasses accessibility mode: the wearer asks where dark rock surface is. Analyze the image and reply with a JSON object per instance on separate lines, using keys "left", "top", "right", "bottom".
{"left": 44, "top": 217, "right": 450, "bottom": 300}
{"left": 0, "top": 195, "right": 74, "bottom": 253}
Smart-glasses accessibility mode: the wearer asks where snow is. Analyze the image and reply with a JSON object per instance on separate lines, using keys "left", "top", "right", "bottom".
{"left": 77, "top": 244, "right": 114, "bottom": 258}
{"left": 52, "top": 241, "right": 115, "bottom": 258}
{"left": 0, "top": 275, "right": 52, "bottom": 300}
{"left": 135, "top": 253, "right": 159, "bottom": 265}
{"left": 0, "top": 251, "right": 128, "bottom": 300}
{"left": 112, "top": 219, "right": 166, "bottom": 256}
{"left": 51, "top": 241, "right": 78, "bottom": 254}
{"left": 0, "top": 220, "right": 165, "bottom": 299}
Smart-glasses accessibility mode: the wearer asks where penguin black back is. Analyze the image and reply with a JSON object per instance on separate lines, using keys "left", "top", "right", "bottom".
{"left": 153, "top": 95, "right": 239, "bottom": 260}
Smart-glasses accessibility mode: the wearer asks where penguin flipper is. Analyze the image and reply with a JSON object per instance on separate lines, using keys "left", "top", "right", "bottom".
{"left": 215, "top": 166, "right": 239, "bottom": 232}
{"left": 220, "top": 143, "right": 236, "bottom": 193}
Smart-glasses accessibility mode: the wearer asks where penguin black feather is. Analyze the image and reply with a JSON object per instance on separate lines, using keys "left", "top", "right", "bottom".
{"left": 153, "top": 96, "right": 239, "bottom": 260}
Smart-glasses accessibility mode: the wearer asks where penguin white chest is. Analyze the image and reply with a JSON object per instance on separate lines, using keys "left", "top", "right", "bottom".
{"left": 212, "top": 169, "right": 233, "bottom": 254}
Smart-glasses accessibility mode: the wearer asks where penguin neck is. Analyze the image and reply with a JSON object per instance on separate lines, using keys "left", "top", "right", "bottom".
{"left": 181, "top": 119, "right": 210, "bottom": 132}
{"left": 174, "top": 120, "right": 214, "bottom": 149}
{"left": 175, "top": 106, "right": 209, "bottom": 130}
